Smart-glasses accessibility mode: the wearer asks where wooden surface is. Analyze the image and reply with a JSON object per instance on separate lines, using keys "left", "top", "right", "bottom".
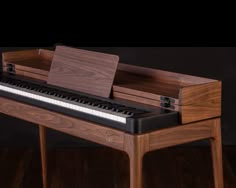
{"left": 47, "top": 46, "right": 119, "bottom": 98}
{"left": 0, "top": 48, "right": 224, "bottom": 188}
{"left": 113, "top": 70, "right": 181, "bottom": 100}
{"left": 0, "top": 97, "right": 125, "bottom": 151}
{"left": 0, "top": 147, "right": 234, "bottom": 188}
{"left": 149, "top": 118, "right": 217, "bottom": 151}
{"left": 117, "top": 63, "right": 217, "bottom": 86}
{"left": 113, "top": 91, "right": 181, "bottom": 110}
{"left": 0, "top": 96, "right": 223, "bottom": 188}
{"left": 211, "top": 119, "right": 224, "bottom": 188}
{"left": 10, "top": 69, "right": 48, "bottom": 82}
{"left": 179, "top": 81, "right": 222, "bottom": 105}
{"left": 39, "top": 126, "right": 47, "bottom": 188}
{"left": 180, "top": 81, "right": 222, "bottom": 123}
{"left": 124, "top": 134, "right": 149, "bottom": 188}
{"left": 2, "top": 49, "right": 52, "bottom": 74}
{"left": 113, "top": 65, "right": 222, "bottom": 124}
{"left": 181, "top": 97, "right": 221, "bottom": 124}
{"left": 2, "top": 49, "right": 51, "bottom": 82}
{"left": 1, "top": 48, "right": 222, "bottom": 123}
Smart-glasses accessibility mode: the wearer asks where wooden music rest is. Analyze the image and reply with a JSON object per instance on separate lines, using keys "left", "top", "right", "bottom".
{"left": 0, "top": 48, "right": 224, "bottom": 188}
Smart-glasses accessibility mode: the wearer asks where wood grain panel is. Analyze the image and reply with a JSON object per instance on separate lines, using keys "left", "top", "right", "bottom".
{"left": 47, "top": 46, "right": 119, "bottom": 98}
{"left": 39, "top": 49, "right": 54, "bottom": 62}
{"left": 124, "top": 134, "right": 149, "bottom": 188}
{"left": 2, "top": 49, "right": 41, "bottom": 62}
{"left": 210, "top": 118, "right": 224, "bottom": 188}
{"left": 0, "top": 97, "right": 125, "bottom": 151}
{"left": 149, "top": 119, "right": 218, "bottom": 151}
{"left": 2, "top": 68, "right": 48, "bottom": 82}
{"left": 113, "top": 91, "right": 180, "bottom": 111}
{"left": 114, "top": 70, "right": 181, "bottom": 100}
{"left": 117, "top": 63, "right": 217, "bottom": 86}
{"left": 181, "top": 98, "right": 221, "bottom": 124}
{"left": 179, "top": 81, "right": 222, "bottom": 105}
{"left": 13, "top": 63, "right": 49, "bottom": 76}
{"left": 2, "top": 49, "right": 52, "bottom": 72}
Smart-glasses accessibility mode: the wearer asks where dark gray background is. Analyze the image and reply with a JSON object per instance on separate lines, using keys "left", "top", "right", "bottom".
{"left": 0, "top": 47, "right": 235, "bottom": 148}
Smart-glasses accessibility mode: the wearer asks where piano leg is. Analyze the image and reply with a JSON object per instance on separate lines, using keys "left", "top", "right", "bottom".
{"left": 124, "top": 134, "right": 149, "bottom": 188}
{"left": 129, "top": 153, "right": 143, "bottom": 188}
{"left": 210, "top": 119, "right": 224, "bottom": 188}
{"left": 39, "top": 125, "right": 47, "bottom": 188}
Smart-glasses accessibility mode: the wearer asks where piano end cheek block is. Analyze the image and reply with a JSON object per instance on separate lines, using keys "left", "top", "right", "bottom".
{"left": 126, "top": 112, "right": 179, "bottom": 134}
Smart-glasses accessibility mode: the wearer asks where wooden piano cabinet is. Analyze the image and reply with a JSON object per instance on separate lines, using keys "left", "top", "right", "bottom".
{"left": 0, "top": 97, "right": 223, "bottom": 188}
{"left": 1, "top": 49, "right": 224, "bottom": 188}
{"left": 2, "top": 49, "right": 222, "bottom": 124}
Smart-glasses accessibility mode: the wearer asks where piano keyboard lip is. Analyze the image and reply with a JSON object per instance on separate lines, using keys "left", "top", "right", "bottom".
{"left": 0, "top": 82, "right": 133, "bottom": 124}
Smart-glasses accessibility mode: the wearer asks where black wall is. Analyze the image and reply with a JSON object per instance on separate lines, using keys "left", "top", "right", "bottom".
{"left": 0, "top": 47, "right": 235, "bottom": 148}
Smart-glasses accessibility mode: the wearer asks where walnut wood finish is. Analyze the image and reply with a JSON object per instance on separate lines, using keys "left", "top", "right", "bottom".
{"left": 2, "top": 49, "right": 222, "bottom": 124}
{"left": 2, "top": 49, "right": 51, "bottom": 75}
{"left": 180, "top": 81, "right": 222, "bottom": 105}
{"left": 0, "top": 97, "right": 125, "bottom": 151}
{"left": 117, "top": 63, "right": 216, "bottom": 86}
{"left": 0, "top": 96, "right": 224, "bottom": 188}
{"left": 7, "top": 69, "right": 48, "bottom": 82}
{"left": 39, "top": 126, "right": 47, "bottom": 188}
{"left": 0, "top": 48, "right": 224, "bottom": 188}
{"left": 113, "top": 91, "right": 180, "bottom": 110}
{"left": 124, "top": 134, "right": 149, "bottom": 188}
{"left": 113, "top": 64, "right": 222, "bottom": 124}
{"left": 211, "top": 119, "right": 224, "bottom": 188}
{"left": 113, "top": 70, "right": 181, "bottom": 101}
{"left": 149, "top": 119, "right": 217, "bottom": 151}
{"left": 47, "top": 46, "right": 119, "bottom": 98}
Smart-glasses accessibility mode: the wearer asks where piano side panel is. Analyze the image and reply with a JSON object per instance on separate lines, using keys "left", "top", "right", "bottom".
{"left": 179, "top": 81, "right": 222, "bottom": 105}
{"left": 179, "top": 81, "right": 222, "bottom": 124}
{"left": 0, "top": 97, "right": 125, "bottom": 151}
{"left": 180, "top": 98, "right": 221, "bottom": 124}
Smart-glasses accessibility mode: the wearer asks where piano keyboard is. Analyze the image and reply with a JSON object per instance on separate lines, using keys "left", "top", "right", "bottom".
{"left": 0, "top": 75, "right": 179, "bottom": 134}
{"left": 0, "top": 83, "right": 130, "bottom": 124}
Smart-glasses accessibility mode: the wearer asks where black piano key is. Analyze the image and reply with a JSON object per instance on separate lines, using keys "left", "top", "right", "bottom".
{"left": 115, "top": 106, "right": 133, "bottom": 112}
{"left": 71, "top": 96, "right": 79, "bottom": 101}
{"left": 93, "top": 101, "right": 107, "bottom": 106}
{"left": 97, "top": 103, "right": 112, "bottom": 109}
{"left": 124, "top": 109, "right": 146, "bottom": 115}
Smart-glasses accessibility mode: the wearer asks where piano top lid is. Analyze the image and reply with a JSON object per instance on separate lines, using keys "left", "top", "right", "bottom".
{"left": 47, "top": 45, "right": 119, "bottom": 98}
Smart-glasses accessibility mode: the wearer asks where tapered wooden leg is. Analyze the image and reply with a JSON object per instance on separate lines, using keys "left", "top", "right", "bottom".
{"left": 124, "top": 134, "right": 149, "bottom": 188}
{"left": 129, "top": 152, "right": 143, "bottom": 188}
{"left": 39, "top": 125, "right": 47, "bottom": 188}
{"left": 210, "top": 119, "right": 224, "bottom": 188}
